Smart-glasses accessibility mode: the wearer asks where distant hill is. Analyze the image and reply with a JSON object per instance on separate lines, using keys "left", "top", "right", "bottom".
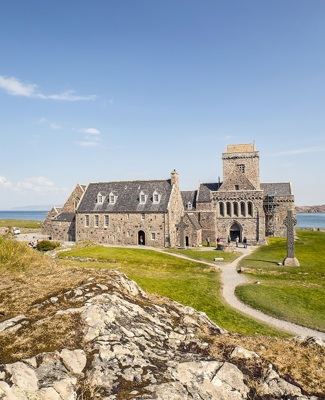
{"left": 295, "top": 204, "right": 325, "bottom": 213}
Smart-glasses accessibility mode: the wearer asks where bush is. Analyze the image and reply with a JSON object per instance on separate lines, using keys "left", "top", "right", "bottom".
{"left": 36, "top": 240, "right": 59, "bottom": 252}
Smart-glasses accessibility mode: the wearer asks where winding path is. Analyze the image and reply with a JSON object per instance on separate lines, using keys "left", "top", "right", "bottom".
{"left": 216, "top": 247, "right": 325, "bottom": 339}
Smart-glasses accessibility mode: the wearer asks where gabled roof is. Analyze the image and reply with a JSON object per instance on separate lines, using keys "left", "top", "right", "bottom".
{"left": 186, "top": 213, "right": 202, "bottom": 230}
{"left": 53, "top": 212, "right": 75, "bottom": 222}
{"left": 77, "top": 180, "right": 173, "bottom": 213}
{"left": 197, "top": 183, "right": 221, "bottom": 202}
{"left": 261, "top": 182, "right": 292, "bottom": 197}
{"left": 181, "top": 190, "right": 197, "bottom": 209}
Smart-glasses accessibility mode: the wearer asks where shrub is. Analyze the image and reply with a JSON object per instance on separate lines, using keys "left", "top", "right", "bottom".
{"left": 36, "top": 240, "right": 59, "bottom": 252}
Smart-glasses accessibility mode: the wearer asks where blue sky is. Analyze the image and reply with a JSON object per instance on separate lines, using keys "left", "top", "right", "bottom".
{"left": 0, "top": 0, "right": 324, "bottom": 209}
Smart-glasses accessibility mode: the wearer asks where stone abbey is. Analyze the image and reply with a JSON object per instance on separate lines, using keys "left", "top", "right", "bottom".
{"left": 42, "top": 143, "right": 295, "bottom": 247}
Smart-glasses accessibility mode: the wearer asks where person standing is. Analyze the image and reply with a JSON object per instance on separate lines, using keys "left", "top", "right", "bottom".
{"left": 243, "top": 237, "right": 247, "bottom": 248}
{"left": 235, "top": 236, "right": 239, "bottom": 247}
{"left": 207, "top": 237, "right": 210, "bottom": 247}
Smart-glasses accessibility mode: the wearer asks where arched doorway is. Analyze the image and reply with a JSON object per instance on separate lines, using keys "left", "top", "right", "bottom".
{"left": 229, "top": 222, "right": 241, "bottom": 242}
{"left": 138, "top": 230, "right": 145, "bottom": 245}
{"left": 185, "top": 236, "right": 189, "bottom": 247}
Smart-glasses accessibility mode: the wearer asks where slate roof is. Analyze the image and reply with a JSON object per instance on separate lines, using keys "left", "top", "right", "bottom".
{"left": 261, "top": 182, "right": 292, "bottom": 197}
{"left": 186, "top": 213, "right": 202, "bottom": 230}
{"left": 77, "top": 180, "right": 173, "bottom": 213}
{"left": 197, "top": 183, "right": 221, "bottom": 202}
{"left": 53, "top": 212, "right": 75, "bottom": 222}
{"left": 181, "top": 190, "right": 197, "bottom": 210}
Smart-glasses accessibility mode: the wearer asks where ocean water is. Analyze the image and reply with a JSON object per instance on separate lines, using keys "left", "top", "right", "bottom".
{"left": 0, "top": 210, "right": 324, "bottom": 228}
{"left": 296, "top": 213, "right": 325, "bottom": 229}
{"left": 0, "top": 210, "right": 48, "bottom": 222}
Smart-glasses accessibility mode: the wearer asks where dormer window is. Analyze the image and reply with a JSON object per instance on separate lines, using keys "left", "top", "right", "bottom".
{"left": 109, "top": 192, "right": 117, "bottom": 204}
{"left": 139, "top": 191, "right": 147, "bottom": 204}
{"left": 153, "top": 190, "right": 160, "bottom": 204}
{"left": 187, "top": 201, "right": 192, "bottom": 210}
{"left": 97, "top": 193, "right": 105, "bottom": 203}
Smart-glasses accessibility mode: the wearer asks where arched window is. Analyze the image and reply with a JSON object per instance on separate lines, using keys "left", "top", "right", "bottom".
{"left": 248, "top": 201, "right": 253, "bottom": 216}
{"left": 240, "top": 201, "right": 246, "bottom": 216}
{"left": 226, "top": 202, "right": 231, "bottom": 216}
{"left": 219, "top": 202, "right": 225, "bottom": 217}
{"left": 233, "top": 202, "right": 239, "bottom": 216}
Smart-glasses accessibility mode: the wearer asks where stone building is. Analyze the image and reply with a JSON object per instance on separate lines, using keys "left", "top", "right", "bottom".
{"left": 42, "top": 143, "right": 295, "bottom": 247}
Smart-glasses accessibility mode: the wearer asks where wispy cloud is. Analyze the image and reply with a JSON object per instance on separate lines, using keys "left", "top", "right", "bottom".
{"left": 77, "top": 127, "right": 102, "bottom": 147}
{"left": 0, "top": 175, "right": 66, "bottom": 193}
{"left": 0, "top": 75, "right": 97, "bottom": 102}
{"left": 269, "top": 146, "right": 325, "bottom": 157}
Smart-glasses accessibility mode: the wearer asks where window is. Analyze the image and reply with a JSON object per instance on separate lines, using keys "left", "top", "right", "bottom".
{"left": 241, "top": 201, "right": 246, "bottom": 216}
{"left": 94, "top": 215, "right": 99, "bottom": 227}
{"left": 141, "top": 213, "right": 145, "bottom": 220}
{"left": 233, "top": 202, "right": 239, "bottom": 216}
{"left": 151, "top": 232, "right": 156, "bottom": 240}
{"left": 109, "top": 192, "right": 117, "bottom": 204}
{"left": 187, "top": 202, "right": 192, "bottom": 210}
{"left": 237, "top": 164, "right": 245, "bottom": 173}
{"left": 97, "top": 193, "right": 104, "bottom": 203}
{"left": 104, "top": 215, "right": 109, "bottom": 227}
{"left": 139, "top": 191, "right": 147, "bottom": 204}
{"left": 85, "top": 215, "right": 89, "bottom": 227}
{"left": 248, "top": 201, "right": 253, "bottom": 216}
{"left": 219, "top": 202, "right": 225, "bottom": 217}
{"left": 153, "top": 191, "right": 160, "bottom": 204}
{"left": 226, "top": 202, "right": 231, "bottom": 216}
{"left": 235, "top": 185, "right": 239, "bottom": 190}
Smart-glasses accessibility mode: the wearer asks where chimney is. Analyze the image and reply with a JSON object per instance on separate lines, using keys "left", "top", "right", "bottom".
{"left": 171, "top": 169, "right": 179, "bottom": 187}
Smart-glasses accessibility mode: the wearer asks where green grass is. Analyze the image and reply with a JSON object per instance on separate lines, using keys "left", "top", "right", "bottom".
{"left": 236, "top": 230, "right": 325, "bottom": 331}
{"left": 0, "top": 219, "right": 42, "bottom": 229}
{"left": 164, "top": 248, "right": 240, "bottom": 263}
{"left": 59, "top": 244, "right": 287, "bottom": 336}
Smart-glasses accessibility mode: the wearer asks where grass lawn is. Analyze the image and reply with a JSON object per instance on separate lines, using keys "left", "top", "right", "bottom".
{"left": 0, "top": 219, "right": 42, "bottom": 229}
{"left": 236, "top": 229, "right": 325, "bottom": 332}
{"left": 164, "top": 247, "right": 240, "bottom": 263}
{"left": 58, "top": 244, "right": 286, "bottom": 336}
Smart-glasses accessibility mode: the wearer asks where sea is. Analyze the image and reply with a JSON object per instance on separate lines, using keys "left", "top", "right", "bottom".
{"left": 0, "top": 210, "right": 49, "bottom": 222}
{"left": 0, "top": 210, "right": 324, "bottom": 229}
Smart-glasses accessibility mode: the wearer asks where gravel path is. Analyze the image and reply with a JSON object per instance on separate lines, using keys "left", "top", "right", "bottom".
{"left": 218, "top": 246, "right": 325, "bottom": 339}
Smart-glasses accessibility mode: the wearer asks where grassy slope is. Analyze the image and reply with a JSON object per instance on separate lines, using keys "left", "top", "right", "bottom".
{"left": 236, "top": 230, "right": 325, "bottom": 332}
{"left": 58, "top": 245, "right": 285, "bottom": 336}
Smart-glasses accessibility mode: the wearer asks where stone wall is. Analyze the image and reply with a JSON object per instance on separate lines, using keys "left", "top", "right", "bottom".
{"left": 61, "top": 184, "right": 85, "bottom": 212}
{"left": 76, "top": 212, "right": 167, "bottom": 247}
{"left": 166, "top": 177, "right": 185, "bottom": 247}
{"left": 41, "top": 207, "right": 59, "bottom": 237}
{"left": 222, "top": 151, "right": 260, "bottom": 190}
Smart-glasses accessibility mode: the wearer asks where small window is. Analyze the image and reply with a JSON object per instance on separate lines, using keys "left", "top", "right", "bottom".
{"left": 153, "top": 191, "right": 160, "bottom": 204}
{"left": 248, "top": 201, "right": 253, "bottom": 216}
{"left": 139, "top": 191, "right": 147, "bottom": 204}
{"left": 226, "top": 202, "right": 231, "bottom": 216}
{"left": 237, "top": 164, "right": 245, "bottom": 173}
{"left": 151, "top": 232, "right": 156, "bottom": 240}
{"left": 235, "top": 185, "right": 239, "bottom": 190}
{"left": 109, "top": 194, "right": 116, "bottom": 204}
{"left": 104, "top": 215, "right": 109, "bottom": 227}
{"left": 85, "top": 215, "right": 89, "bottom": 227}
{"left": 94, "top": 215, "right": 99, "bottom": 227}
{"left": 233, "top": 202, "right": 239, "bottom": 216}
{"left": 97, "top": 193, "right": 104, "bottom": 203}
{"left": 141, "top": 213, "right": 145, "bottom": 220}
{"left": 187, "top": 202, "right": 192, "bottom": 210}
{"left": 241, "top": 201, "right": 246, "bottom": 216}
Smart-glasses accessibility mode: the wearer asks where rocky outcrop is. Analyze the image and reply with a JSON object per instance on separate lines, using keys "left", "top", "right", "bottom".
{"left": 295, "top": 205, "right": 325, "bottom": 213}
{"left": 0, "top": 271, "right": 320, "bottom": 399}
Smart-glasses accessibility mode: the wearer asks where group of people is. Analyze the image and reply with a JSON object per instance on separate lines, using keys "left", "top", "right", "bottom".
{"left": 208, "top": 236, "right": 248, "bottom": 248}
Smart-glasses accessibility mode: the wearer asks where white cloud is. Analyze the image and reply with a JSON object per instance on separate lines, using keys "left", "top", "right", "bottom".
{"left": 80, "top": 128, "right": 101, "bottom": 135}
{"left": 17, "top": 177, "right": 57, "bottom": 192}
{"left": 50, "top": 122, "right": 61, "bottom": 130}
{"left": 0, "top": 176, "right": 14, "bottom": 189}
{"left": 0, "top": 75, "right": 97, "bottom": 102}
